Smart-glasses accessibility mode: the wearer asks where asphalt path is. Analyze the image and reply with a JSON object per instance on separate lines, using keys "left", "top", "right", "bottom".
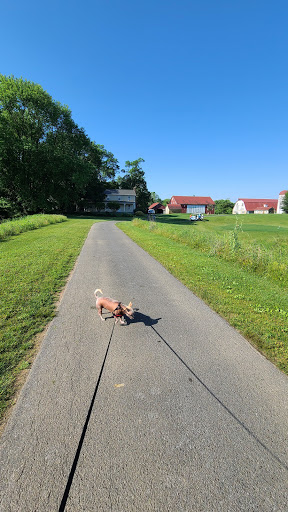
{"left": 0, "top": 221, "right": 288, "bottom": 511}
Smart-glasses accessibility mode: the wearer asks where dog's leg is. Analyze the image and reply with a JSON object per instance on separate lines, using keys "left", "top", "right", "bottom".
{"left": 97, "top": 305, "right": 105, "bottom": 321}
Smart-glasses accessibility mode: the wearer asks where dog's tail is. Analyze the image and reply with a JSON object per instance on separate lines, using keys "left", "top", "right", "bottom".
{"left": 94, "top": 289, "right": 103, "bottom": 297}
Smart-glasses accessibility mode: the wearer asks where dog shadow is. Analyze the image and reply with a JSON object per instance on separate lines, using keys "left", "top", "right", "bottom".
{"left": 131, "top": 311, "right": 161, "bottom": 326}
{"left": 92, "top": 307, "right": 161, "bottom": 326}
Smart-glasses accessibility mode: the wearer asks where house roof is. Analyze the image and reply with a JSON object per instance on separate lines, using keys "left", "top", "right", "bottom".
{"left": 279, "top": 190, "right": 288, "bottom": 195}
{"left": 238, "top": 198, "right": 278, "bottom": 210}
{"left": 149, "top": 202, "right": 164, "bottom": 209}
{"left": 105, "top": 189, "right": 136, "bottom": 196}
{"left": 166, "top": 203, "right": 182, "bottom": 210}
{"left": 171, "top": 196, "right": 215, "bottom": 205}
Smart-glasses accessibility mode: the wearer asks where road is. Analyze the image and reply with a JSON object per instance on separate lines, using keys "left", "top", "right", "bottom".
{"left": 0, "top": 221, "right": 287, "bottom": 511}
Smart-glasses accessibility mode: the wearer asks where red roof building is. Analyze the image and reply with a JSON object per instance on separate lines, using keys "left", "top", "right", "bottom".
{"left": 233, "top": 198, "right": 278, "bottom": 214}
{"left": 166, "top": 196, "right": 215, "bottom": 214}
{"left": 148, "top": 202, "right": 165, "bottom": 213}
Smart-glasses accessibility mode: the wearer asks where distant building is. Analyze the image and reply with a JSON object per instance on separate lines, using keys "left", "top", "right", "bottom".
{"left": 165, "top": 195, "right": 215, "bottom": 214}
{"left": 85, "top": 189, "right": 136, "bottom": 213}
{"left": 233, "top": 192, "right": 287, "bottom": 214}
{"left": 277, "top": 190, "right": 288, "bottom": 214}
{"left": 148, "top": 202, "right": 165, "bottom": 214}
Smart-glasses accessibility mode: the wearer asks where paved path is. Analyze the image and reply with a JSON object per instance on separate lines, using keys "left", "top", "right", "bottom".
{"left": 0, "top": 222, "right": 288, "bottom": 511}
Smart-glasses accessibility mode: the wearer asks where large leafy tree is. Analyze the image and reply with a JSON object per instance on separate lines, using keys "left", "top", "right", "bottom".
{"left": 214, "top": 199, "right": 235, "bottom": 214}
{"left": 281, "top": 192, "right": 288, "bottom": 213}
{"left": 150, "top": 192, "right": 162, "bottom": 204}
{"left": 117, "top": 158, "right": 151, "bottom": 212}
{"left": 0, "top": 75, "right": 118, "bottom": 214}
{"left": 81, "top": 143, "right": 119, "bottom": 209}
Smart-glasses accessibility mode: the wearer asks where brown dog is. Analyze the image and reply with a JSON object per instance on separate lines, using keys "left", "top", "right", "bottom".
{"left": 94, "top": 289, "right": 134, "bottom": 324}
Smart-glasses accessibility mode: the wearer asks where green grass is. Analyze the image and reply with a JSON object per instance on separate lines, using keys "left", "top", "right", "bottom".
{"left": 0, "top": 217, "right": 98, "bottom": 421}
{"left": 0, "top": 214, "right": 67, "bottom": 240}
{"left": 154, "top": 212, "right": 288, "bottom": 246}
{"left": 132, "top": 215, "right": 288, "bottom": 285}
{"left": 118, "top": 214, "right": 288, "bottom": 375}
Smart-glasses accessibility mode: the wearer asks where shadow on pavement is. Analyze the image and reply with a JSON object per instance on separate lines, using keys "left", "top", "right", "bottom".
{"left": 132, "top": 311, "right": 161, "bottom": 326}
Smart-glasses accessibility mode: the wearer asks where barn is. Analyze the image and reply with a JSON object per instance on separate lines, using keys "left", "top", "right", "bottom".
{"left": 232, "top": 198, "right": 278, "bottom": 214}
{"left": 165, "top": 195, "right": 215, "bottom": 214}
{"left": 148, "top": 202, "right": 165, "bottom": 214}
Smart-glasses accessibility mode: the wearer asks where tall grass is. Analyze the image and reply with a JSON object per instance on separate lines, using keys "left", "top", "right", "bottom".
{"left": 0, "top": 214, "right": 67, "bottom": 241}
{"left": 131, "top": 218, "right": 288, "bottom": 285}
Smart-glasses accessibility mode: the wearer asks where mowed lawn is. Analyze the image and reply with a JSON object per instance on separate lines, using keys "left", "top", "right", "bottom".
{"left": 151, "top": 211, "right": 288, "bottom": 247}
{"left": 119, "top": 214, "right": 288, "bottom": 376}
{"left": 0, "top": 217, "right": 98, "bottom": 422}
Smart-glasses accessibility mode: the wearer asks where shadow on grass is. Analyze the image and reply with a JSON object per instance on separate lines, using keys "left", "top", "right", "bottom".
{"left": 146, "top": 214, "right": 210, "bottom": 226}
{"left": 67, "top": 214, "right": 134, "bottom": 221}
{"left": 67, "top": 213, "right": 211, "bottom": 226}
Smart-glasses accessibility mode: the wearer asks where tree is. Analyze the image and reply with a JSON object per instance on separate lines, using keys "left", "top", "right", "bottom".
{"left": 117, "top": 158, "right": 151, "bottom": 212}
{"left": 281, "top": 192, "right": 288, "bottom": 213}
{"left": 0, "top": 75, "right": 119, "bottom": 214}
{"left": 80, "top": 143, "right": 119, "bottom": 210}
{"left": 214, "top": 199, "right": 235, "bottom": 214}
{"left": 150, "top": 192, "right": 162, "bottom": 204}
{"left": 107, "top": 201, "right": 121, "bottom": 213}
{"left": 0, "top": 75, "right": 74, "bottom": 212}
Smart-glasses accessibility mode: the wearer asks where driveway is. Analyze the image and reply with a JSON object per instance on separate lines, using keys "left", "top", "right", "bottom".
{"left": 0, "top": 221, "right": 287, "bottom": 511}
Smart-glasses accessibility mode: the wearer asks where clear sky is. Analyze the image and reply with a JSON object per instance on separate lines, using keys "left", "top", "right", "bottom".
{"left": 1, "top": 0, "right": 287, "bottom": 202}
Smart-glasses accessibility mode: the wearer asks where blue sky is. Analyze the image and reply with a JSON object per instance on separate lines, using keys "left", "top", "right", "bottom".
{"left": 1, "top": 0, "right": 287, "bottom": 202}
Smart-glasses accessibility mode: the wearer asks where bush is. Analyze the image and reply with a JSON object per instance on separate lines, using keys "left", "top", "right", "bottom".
{"left": 134, "top": 211, "right": 145, "bottom": 217}
{"left": 0, "top": 198, "right": 19, "bottom": 219}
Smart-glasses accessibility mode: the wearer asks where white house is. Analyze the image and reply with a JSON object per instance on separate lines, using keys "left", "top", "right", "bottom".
{"left": 85, "top": 189, "right": 136, "bottom": 213}
{"left": 104, "top": 189, "right": 136, "bottom": 213}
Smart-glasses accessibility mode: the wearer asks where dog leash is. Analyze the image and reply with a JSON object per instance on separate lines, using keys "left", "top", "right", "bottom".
{"left": 59, "top": 322, "right": 115, "bottom": 511}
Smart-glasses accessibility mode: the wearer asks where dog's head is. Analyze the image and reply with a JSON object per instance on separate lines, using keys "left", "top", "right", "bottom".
{"left": 124, "top": 302, "right": 134, "bottom": 319}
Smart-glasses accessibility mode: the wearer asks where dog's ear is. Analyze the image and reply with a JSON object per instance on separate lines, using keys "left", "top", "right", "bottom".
{"left": 128, "top": 302, "right": 132, "bottom": 308}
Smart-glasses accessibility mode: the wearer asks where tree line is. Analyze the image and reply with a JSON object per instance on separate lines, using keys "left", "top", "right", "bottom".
{"left": 0, "top": 75, "right": 151, "bottom": 218}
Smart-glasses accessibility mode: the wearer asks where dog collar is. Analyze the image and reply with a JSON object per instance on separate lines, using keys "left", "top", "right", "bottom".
{"left": 113, "top": 303, "right": 124, "bottom": 317}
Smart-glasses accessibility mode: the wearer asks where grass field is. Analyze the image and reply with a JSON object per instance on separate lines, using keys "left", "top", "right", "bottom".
{"left": 119, "top": 214, "right": 288, "bottom": 375}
